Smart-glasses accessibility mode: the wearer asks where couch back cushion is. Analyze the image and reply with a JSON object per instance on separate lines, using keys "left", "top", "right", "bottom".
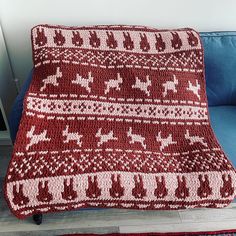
{"left": 200, "top": 32, "right": 236, "bottom": 106}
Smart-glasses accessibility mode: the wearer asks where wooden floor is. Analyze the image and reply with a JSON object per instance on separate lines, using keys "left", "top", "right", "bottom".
{"left": 0, "top": 145, "right": 236, "bottom": 235}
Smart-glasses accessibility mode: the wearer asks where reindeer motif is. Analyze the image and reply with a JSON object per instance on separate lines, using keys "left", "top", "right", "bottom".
{"left": 95, "top": 128, "right": 117, "bottom": 147}
{"left": 62, "top": 125, "right": 83, "bottom": 146}
{"left": 162, "top": 74, "right": 178, "bottom": 97}
{"left": 220, "top": 174, "right": 234, "bottom": 198}
{"left": 61, "top": 178, "right": 77, "bottom": 201}
{"left": 40, "top": 67, "right": 62, "bottom": 92}
{"left": 156, "top": 131, "right": 177, "bottom": 151}
{"left": 72, "top": 71, "right": 94, "bottom": 93}
{"left": 35, "top": 28, "right": 47, "bottom": 46}
{"left": 155, "top": 33, "right": 166, "bottom": 52}
{"left": 26, "top": 126, "right": 51, "bottom": 150}
{"left": 123, "top": 32, "right": 134, "bottom": 50}
{"left": 185, "top": 129, "right": 207, "bottom": 147}
{"left": 53, "top": 30, "right": 65, "bottom": 46}
{"left": 187, "top": 80, "right": 201, "bottom": 100}
{"left": 127, "top": 127, "right": 146, "bottom": 149}
{"left": 132, "top": 75, "right": 151, "bottom": 96}
{"left": 72, "top": 31, "right": 83, "bottom": 46}
{"left": 154, "top": 176, "right": 168, "bottom": 198}
{"left": 197, "top": 174, "right": 212, "bottom": 198}
{"left": 106, "top": 31, "right": 118, "bottom": 49}
{"left": 36, "top": 181, "right": 53, "bottom": 202}
{"left": 187, "top": 31, "right": 198, "bottom": 47}
{"left": 86, "top": 176, "right": 101, "bottom": 198}
{"left": 104, "top": 73, "right": 123, "bottom": 94}
{"left": 139, "top": 33, "right": 150, "bottom": 52}
{"left": 109, "top": 174, "right": 125, "bottom": 198}
{"left": 132, "top": 175, "right": 147, "bottom": 199}
{"left": 171, "top": 32, "right": 182, "bottom": 49}
{"left": 175, "top": 176, "right": 189, "bottom": 199}
{"left": 12, "top": 184, "right": 29, "bottom": 206}
{"left": 89, "top": 31, "right": 100, "bottom": 48}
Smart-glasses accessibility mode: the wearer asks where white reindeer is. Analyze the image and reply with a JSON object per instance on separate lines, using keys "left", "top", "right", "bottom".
{"left": 72, "top": 71, "right": 94, "bottom": 93}
{"left": 40, "top": 67, "right": 62, "bottom": 91}
{"left": 187, "top": 80, "right": 200, "bottom": 100}
{"left": 156, "top": 131, "right": 177, "bottom": 151}
{"left": 62, "top": 125, "right": 83, "bottom": 146}
{"left": 95, "top": 128, "right": 117, "bottom": 147}
{"left": 185, "top": 129, "right": 207, "bottom": 147}
{"left": 104, "top": 73, "right": 123, "bottom": 94}
{"left": 26, "top": 126, "right": 51, "bottom": 150}
{"left": 127, "top": 127, "right": 146, "bottom": 149}
{"left": 162, "top": 74, "right": 178, "bottom": 97}
{"left": 132, "top": 75, "right": 151, "bottom": 96}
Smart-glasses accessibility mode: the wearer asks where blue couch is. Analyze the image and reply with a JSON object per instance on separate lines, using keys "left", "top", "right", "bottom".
{"left": 9, "top": 31, "right": 236, "bottom": 169}
{"left": 201, "top": 32, "right": 236, "bottom": 169}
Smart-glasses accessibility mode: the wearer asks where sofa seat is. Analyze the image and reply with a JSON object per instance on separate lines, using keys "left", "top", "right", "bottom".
{"left": 209, "top": 106, "right": 236, "bottom": 167}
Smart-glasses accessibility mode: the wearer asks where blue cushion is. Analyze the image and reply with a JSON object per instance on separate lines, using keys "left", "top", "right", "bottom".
{"left": 200, "top": 32, "right": 236, "bottom": 106}
{"left": 8, "top": 70, "right": 33, "bottom": 143}
{"left": 209, "top": 106, "right": 236, "bottom": 168}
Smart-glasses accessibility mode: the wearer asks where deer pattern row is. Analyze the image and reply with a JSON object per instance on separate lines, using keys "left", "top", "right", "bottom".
{"left": 35, "top": 28, "right": 199, "bottom": 52}
{"left": 11, "top": 173, "right": 234, "bottom": 207}
{"left": 26, "top": 125, "right": 207, "bottom": 151}
{"left": 40, "top": 68, "right": 201, "bottom": 100}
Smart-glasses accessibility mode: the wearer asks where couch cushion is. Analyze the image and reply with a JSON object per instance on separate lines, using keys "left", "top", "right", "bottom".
{"left": 200, "top": 32, "right": 236, "bottom": 106}
{"left": 209, "top": 106, "right": 236, "bottom": 167}
{"left": 8, "top": 70, "right": 33, "bottom": 143}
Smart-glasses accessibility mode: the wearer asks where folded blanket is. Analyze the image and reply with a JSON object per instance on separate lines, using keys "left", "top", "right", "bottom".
{"left": 5, "top": 24, "right": 236, "bottom": 219}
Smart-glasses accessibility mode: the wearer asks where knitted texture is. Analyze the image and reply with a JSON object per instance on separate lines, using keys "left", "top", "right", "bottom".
{"left": 5, "top": 24, "right": 236, "bottom": 219}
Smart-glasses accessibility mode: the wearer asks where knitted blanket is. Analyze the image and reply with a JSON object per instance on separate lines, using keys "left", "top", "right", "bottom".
{"left": 5, "top": 24, "right": 236, "bottom": 219}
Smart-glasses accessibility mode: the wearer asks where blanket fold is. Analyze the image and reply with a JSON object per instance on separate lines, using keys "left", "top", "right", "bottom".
{"left": 5, "top": 24, "right": 236, "bottom": 219}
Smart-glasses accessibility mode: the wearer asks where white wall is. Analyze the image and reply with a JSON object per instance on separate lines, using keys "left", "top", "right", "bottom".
{"left": 0, "top": 24, "right": 17, "bottom": 116}
{"left": 1, "top": 0, "right": 236, "bottom": 85}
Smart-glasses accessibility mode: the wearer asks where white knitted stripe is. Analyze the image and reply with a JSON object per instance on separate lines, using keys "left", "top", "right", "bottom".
{"left": 28, "top": 93, "right": 207, "bottom": 106}
{"left": 27, "top": 97, "right": 208, "bottom": 120}
{"left": 25, "top": 111, "right": 209, "bottom": 125}
{"left": 15, "top": 147, "right": 221, "bottom": 157}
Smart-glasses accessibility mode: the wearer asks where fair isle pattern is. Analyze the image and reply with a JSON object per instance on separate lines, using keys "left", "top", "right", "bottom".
{"left": 5, "top": 24, "right": 236, "bottom": 219}
{"left": 32, "top": 26, "right": 201, "bottom": 52}
{"left": 26, "top": 97, "right": 208, "bottom": 120}
{"left": 33, "top": 48, "right": 203, "bottom": 71}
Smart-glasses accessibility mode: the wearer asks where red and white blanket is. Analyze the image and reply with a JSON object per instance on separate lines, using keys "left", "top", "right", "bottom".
{"left": 5, "top": 24, "right": 236, "bottom": 219}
